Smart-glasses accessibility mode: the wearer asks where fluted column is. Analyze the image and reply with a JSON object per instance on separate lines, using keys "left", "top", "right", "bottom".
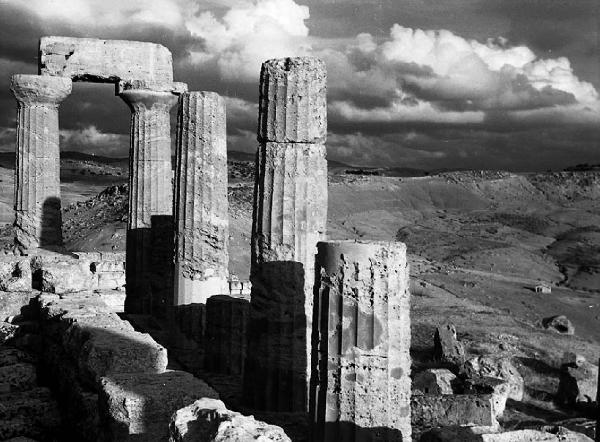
{"left": 120, "top": 85, "right": 179, "bottom": 314}
{"left": 310, "top": 241, "right": 412, "bottom": 442}
{"left": 244, "top": 57, "right": 328, "bottom": 412}
{"left": 10, "top": 75, "right": 72, "bottom": 250}
{"left": 174, "top": 91, "right": 229, "bottom": 306}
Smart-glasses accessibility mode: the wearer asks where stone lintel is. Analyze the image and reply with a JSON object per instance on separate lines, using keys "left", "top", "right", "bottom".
{"left": 40, "top": 36, "right": 174, "bottom": 84}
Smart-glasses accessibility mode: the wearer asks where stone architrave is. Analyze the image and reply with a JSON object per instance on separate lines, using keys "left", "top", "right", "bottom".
{"left": 244, "top": 57, "right": 328, "bottom": 413}
{"left": 40, "top": 36, "right": 173, "bottom": 84}
{"left": 310, "top": 241, "right": 412, "bottom": 442}
{"left": 174, "top": 91, "right": 229, "bottom": 306}
{"left": 10, "top": 74, "right": 72, "bottom": 250}
{"left": 119, "top": 81, "right": 184, "bottom": 314}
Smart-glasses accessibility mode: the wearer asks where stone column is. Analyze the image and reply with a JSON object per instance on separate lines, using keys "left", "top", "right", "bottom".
{"left": 174, "top": 91, "right": 229, "bottom": 306}
{"left": 10, "top": 75, "right": 72, "bottom": 250}
{"left": 310, "top": 241, "right": 412, "bottom": 442}
{"left": 205, "top": 295, "right": 250, "bottom": 376}
{"left": 244, "top": 57, "right": 327, "bottom": 412}
{"left": 119, "top": 83, "right": 180, "bottom": 314}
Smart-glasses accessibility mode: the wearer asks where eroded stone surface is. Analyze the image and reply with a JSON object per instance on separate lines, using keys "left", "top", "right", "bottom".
{"left": 258, "top": 57, "right": 327, "bottom": 143}
{"left": 411, "top": 394, "right": 496, "bottom": 436}
{"left": 174, "top": 92, "right": 229, "bottom": 306}
{"left": 10, "top": 75, "right": 72, "bottom": 250}
{"left": 40, "top": 36, "right": 173, "bottom": 84}
{"left": 0, "top": 259, "right": 31, "bottom": 292}
{"left": 100, "top": 371, "right": 219, "bottom": 441}
{"left": 434, "top": 322, "right": 466, "bottom": 367}
{"left": 311, "top": 241, "right": 411, "bottom": 442}
{"left": 120, "top": 86, "right": 179, "bottom": 313}
{"left": 414, "top": 369, "right": 457, "bottom": 395}
{"left": 169, "top": 398, "right": 291, "bottom": 442}
{"left": 462, "top": 356, "right": 524, "bottom": 401}
{"left": 557, "top": 361, "right": 598, "bottom": 406}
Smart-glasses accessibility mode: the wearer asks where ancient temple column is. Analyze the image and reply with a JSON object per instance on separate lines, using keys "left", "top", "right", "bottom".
{"left": 310, "top": 241, "right": 412, "bottom": 442}
{"left": 244, "top": 57, "right": 328, "bottom": 412}
{"left": 174, "top": 91, "right": 229, "bottom": 306}
{"left": 119, "top": 83, "right": 180, "bottom": 314}
{"left": 10, "top": 75, "right": 72, "bottom": 250}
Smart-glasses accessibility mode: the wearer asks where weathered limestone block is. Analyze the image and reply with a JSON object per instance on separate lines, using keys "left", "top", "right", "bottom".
{"left": 464, "top": 376, "right": 511, "bottom": 418}
{"left": 38, "top": 260, "right": 97, "bottom": 293}
{"left": 0, "top": 362, "right": 37, "bottom": 392}
{"left": 420, "top": 427, "right": 594, "bottom": 441}
{"left": 414, "top": 369, "right": 457, "bottom": 395}
{"left": 68, "top": 327, "right": 168, "bottom": 387}
{"left": 311, "top": 241, "right": 411, "bottom": 442}
{"left": 245, "top": 143, "right": 327, "bottom": 411}
{"left": 0, "top": 387, "right": 61, "bottom": 440}
{"left": 169, "top": 398, "right": 291, "bottom": 441}
{"left": 99, "top": 371, "right": 219, "bottom": 441}
{"left": 462, "top": 356, "right": 524, "bottom": 401}
{"left": 411, "top": 394, "right": 497, "bottom": 434}
{"left": 543, "top": 315, "right": 575, "bottom": 335}
{"left": 40, "top": 36, "right": 174, "bottom": 84}
{"left": 434, "top": 322, "right": 466, "bottom": 367}
{"left": 120, "top": 85, "right": 180, "bottom": 313}
{"left": 0, "top": 291, "right": 34, "bottom": 320}
{"left": 258, "top": 57, "right": 327, "bottom": 143}
{"left": 205, "top": 295, "right": 249, "bottom": 376}
{"left": 557, "top": 360, "right": 598, "bottom": 406}
{"left": 10, "top": 74, "right": 72, "bottom": 250}
{"left": 0, "top": 259, "right": 31, "bottom": 292}
{"left": 174, "top": 91, "right": 229, "bottom": 306}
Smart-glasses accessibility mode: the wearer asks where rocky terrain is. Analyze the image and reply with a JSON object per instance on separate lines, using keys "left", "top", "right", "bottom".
{"left": 1, "top": 154, "right": 600, "bottom": 437}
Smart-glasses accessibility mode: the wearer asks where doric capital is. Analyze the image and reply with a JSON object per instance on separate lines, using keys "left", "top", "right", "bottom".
{"left": 119, "top": 84, "right": 180, "bottom": 113}
{"left": 10, "top": 74, "right": 72, "bottom": 106}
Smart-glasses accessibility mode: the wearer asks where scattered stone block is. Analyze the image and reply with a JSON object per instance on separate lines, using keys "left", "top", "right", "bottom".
{"left": 462, "top": 356, "right": 524, "bottom": 401}
{"left": 99, "top": 371, "right": 219, "bottom": 441}
{"left": 434, "top": 323, "right": 466, "bottom": 367}
{"left": 464, "top": 376, "right": 513, "bottom": 418}
{"left": 0, "top": 259, "right": 31, "bottom": 292}
{"left": 562, "top": 352, "right": 586, "bottom": 368}
{"left": 414, "top": 369, "right": 457, "bottom": 395}
{"left": 0, "top": 322, "right": 18, "bottom": 343}
{"left": 556, "top": 360, "right": 598, "bottom": 406}
{"left": 38, "top": 260, "right": 97, "bottom": 294}
{"left": 543, "top": 315, "right": 575, "bottom": 335}
{"left": 411, "top": 394, "right": 497, "bottom": 435}
{"left": 169, "top": 397, "right": 291, "bottom": 441}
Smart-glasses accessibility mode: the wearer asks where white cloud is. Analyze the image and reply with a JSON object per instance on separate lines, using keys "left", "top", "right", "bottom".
{"left": 321, "top": 24, "right": 600, "bottom": 125}
{"left": 60, "top": 126, "right": 128, "bottom": 156}
{"left": 185, "top": 0, "right": 311, "bottom": 81}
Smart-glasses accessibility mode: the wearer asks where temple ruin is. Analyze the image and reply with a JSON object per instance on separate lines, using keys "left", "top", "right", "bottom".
{"left": 2, "top": 35, "right": 594, "bottom": 442}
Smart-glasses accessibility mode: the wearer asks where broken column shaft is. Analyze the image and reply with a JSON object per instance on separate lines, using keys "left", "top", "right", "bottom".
{"left": 119, "top": 84, "right": 179, "bottom": 314}
{"left": 244, "top": 57, "right": 328, "bottom": 412}
{"left": 310, "top": 241, "right": 412, "bottom": 442}
{"left": 174, "top": 91, "right": 229, "bottom": 306}
{"left": 10, "top": 75, "right": 72, "bottom": 250}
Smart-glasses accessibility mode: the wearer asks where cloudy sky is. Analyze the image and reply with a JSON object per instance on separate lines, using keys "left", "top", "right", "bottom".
{"left": 0, "top": 0, "right": 598, "bottom": 171}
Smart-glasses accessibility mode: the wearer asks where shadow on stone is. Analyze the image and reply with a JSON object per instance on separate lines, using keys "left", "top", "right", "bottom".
{"left": 320, "top": 422, "right": 404, "bottom": 442}
{"left": 40, "top": 197, "right": 62, "bottom": 249}
{"left": 244, "top": 260, "right": 307, "bottom": 412}
{"left": 125, "top": 215, "right": 174, "bottom": 316}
